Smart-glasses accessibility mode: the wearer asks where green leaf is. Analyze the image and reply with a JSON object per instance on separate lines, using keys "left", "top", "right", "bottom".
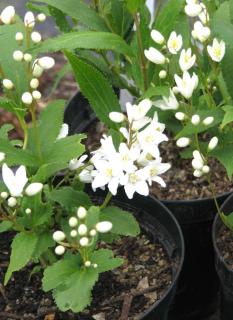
{"left": 142, "top": 86, "right": 170, "bottom": 99}
{"left": 32, "top": 232, "right": 54, "bottom": 260}
{"left": 5, "top": 233, "right": 38, "bottom": 285}
{"left": 126, "top": 0, "right": 142, "bottom": 14}
{"left": 32, "top": 162, "right": 68, "bottom": 183}
{"left": 0, "top": 97, "right": 19, "bottom": 113}
{"left": 50, "top": 186, "right": 92, "bottom": 209}
{"left": 48, "top": 5, "right": 72, "bottom": 33}
{"left": 0, "top": 124, "right": 14, "bottom": 140}
{"left": 222, "top": 212, "right": 233, "bottom": 230}
{"left": 213, "top": 144, "right": 233, "bottom": 178}
{"left": 91, "top": 249, "right": 123, "bottom": 273}
{"left": 65, "top": 52, "right": 121, "bottom": 129}
{"left": 33, "top": 0, "right": 108, "bottom": 31}
{"left": 221, "top": 105, "right": 233, "bottom": 128}
{"left": 100, "top": 206, "right": 140, "bottom": 236}
{"left": 0, "top": 221, "right": 13, "bottom": 233}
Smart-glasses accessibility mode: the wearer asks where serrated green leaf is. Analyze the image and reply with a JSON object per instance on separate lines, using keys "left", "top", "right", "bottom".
{"left": 91, "top": 249, "right": 123, "bottom": 273}
{"left": 5, "top": 233, "right": 38, "bottom": 285}
{"left": 0, "top": 124, "right": 14, "bottom": 139}
{"left": 32, "top": 162, "right": 67, "bottom": 183}
{"left": 50, "top": 186, "right": 92, "bottom": 208}
{"left": 100, "top": 206, "right": 140, "bottom": 236}
{"left": 221, "top": 105, "right": 233, "bottom": 128}
{"left": 32, "top": 232, "right": 54, "bottom": 260}
{"left": 65, "top": 52, "right": 121, "bottom": 129}
{"left": 48, "top": 5, "right": 72, "bottom": 33}
{"left": 86, "top": 206, "right": 100, "bottom": 230}
{"left": 213, "top": 144, "right": 233, "bottom": 178}
{"left": 0, "top": 221, "right": 13, "bottom": 233}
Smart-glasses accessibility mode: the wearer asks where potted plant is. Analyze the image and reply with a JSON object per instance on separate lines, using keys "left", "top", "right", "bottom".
{"left": 0, "top": 6, "right": 184, "bottom": 320}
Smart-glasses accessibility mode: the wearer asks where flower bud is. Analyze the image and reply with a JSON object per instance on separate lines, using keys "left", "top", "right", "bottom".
{"left": 38, "top": 57, "right": 55, "bottom": 69}
{"left": 151, "top": 29, "right": 164, "bottom": 45}
{"left": 172, "top": 86, "right": 179, "bottom": 94}
{"left": 30, "top": 78, "right": 39, "bottom": 89}
{"left": 37, "top": 13, "right": 46, "bottom": 22}
{"left": 203, "top": 116, "right": 214, "bottom": 126}
{"left": 96, "top": 221, "right": 113, "bottom": 233}
{"left": 191, "top": 114, "right": 200, "bottom": 126}
{"left": 32, "top": 90, "right": 41, "bottom": 100}
{"left": 192, "top": 158, "right": 204, "bottom": 170}
{"left": 78, "top": 224, "right": 88, "bottom": 236}
{"left": 32, "top": 64, "right": 43, "bottom": 77}
{"left": 159, "top": 70, "right": 167, "bottom": 79}
{"left": 144, "top": 47, "right": 166, "bottom": 65}
{"left": 77, "top": 206, "right": 87, "bottom": 219}
{"left": 70, "top": 229, "right": 78, "bottom": 238}
{"left": 85, "top": 261, "right": 91, "bottom": 267}
{"left": 15, "top": 32, "right": 23, "bottom": 42}
{"left": 208, "top": 136, "right": 218, "bottom": 151}
{"left": 176, "top": 137, "right": 190, "bottom": 148}
{"left": 25, "top": 183, "right": 43, "bottom": 196}
{"left": 0, "top": 152, "right": 5, "bottom": 162}
{"left": 25, "top": 208, "right": 31, "bottom": 214}
{"left": 55, "top": 245, "right": 65, "bottom": 255}
{"left": 13, "top": 50, "right": 23, "bottom": 61}
{"left": 93, "top": 263, "right": 98, "bottom": 268}
{"left": 175, "top": 112, "right": 185, "bottom": 121}
{"left": 0, "top": 191, "right": 8, "bottom": 199}
{"left": 22, "top": 92, "right": 33, "bottom": 105}
{"left": 90, "top": 229, "right": 97, "bottom": 237}
{"left": 1, "top": 6, "right": 15, "bottom": 25}
{"left": 109, "top": 112, "right": 125, "bottom": 123}
{"left": 79, "top": 237, "right": 89, "bottom": 247}
{"left": 3, "top": 79, "right": 14, "bottom": 90}
{"left": 31, "top": 31, "right": 42, "bottom": 43}
{"left": 8, "top": 197, "right": 17, "bottom": 207}
{"left": 193, "top": 169, "right": 203, "bottom": 178}
{"left": 53, "top": 230, "right": 66, "bottom": 242}
{"left": 24, "top": 11, "right": 35, "bottom": 28}
{"left": 69, "top": 217, "right": 78, "bottom": 227}
{"left": 202, "top": 165, "right": 210, "bottom": 174}
{"left": 24, "top": 53, "right": 32, "bottom": 62}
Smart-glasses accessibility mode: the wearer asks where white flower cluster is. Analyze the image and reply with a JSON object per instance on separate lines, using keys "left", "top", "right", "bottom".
{"left": 53, "top": 206, "right": 112, "bottom": 268}
{"left": 0, "top": 163, "right": 43, "bottom": 207}
{"left": 76, "top": 100, "right": 170, "bottom": 199}
{"left": 0, "top": 6, "right": 54, "bottom": 106}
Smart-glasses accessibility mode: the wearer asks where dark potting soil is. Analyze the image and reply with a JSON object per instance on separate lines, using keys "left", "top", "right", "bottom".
{"left": 216, "top": 224, "right": 233, "bottom": 269}
{"left": 85, "top": 121, "right": 233, "bottom": 201}
{"left": 0, "top": 232, "right": 172, "bottom": 320}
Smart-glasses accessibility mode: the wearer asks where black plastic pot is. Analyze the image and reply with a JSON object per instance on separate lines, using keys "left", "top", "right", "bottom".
{"left": 64, "top": 92, "right": 230, "bottom": 319}
{"left": 213, "top": 193, "right": 233, "bottom": 320}
{"left": 80, "top": 189, "right": 185, "bottom": 320}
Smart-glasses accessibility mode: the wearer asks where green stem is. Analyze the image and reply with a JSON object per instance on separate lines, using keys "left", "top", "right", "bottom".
{"left": 100, "top": 192, "right": 113, "bottom": 210}
{"left": 30, "top": 102, "right": 43, "bottom": 162}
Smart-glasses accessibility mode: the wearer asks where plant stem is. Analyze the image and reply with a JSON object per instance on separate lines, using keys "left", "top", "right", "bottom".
{"left": 30, "top": 102, "right": 43, "bottom": 162}
{"left": 100, "top": 192, "right": 113, "bottom": 210}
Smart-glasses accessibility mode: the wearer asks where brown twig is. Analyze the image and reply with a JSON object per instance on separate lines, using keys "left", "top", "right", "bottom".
{"left": 120, "top": 294, "right": 133, "bottom": 320}
{"left": 0, "top": 283, "right": 8, "bottom": 304}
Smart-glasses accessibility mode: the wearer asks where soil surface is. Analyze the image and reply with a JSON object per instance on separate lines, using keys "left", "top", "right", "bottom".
{"left": 216, "top": 223, "right": 233, "bottom": 269}
{"left": 0, "top": 231, "right": 172, "bottom": 320}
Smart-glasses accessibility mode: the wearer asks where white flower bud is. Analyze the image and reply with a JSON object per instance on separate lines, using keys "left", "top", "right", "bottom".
{"left": 77, "top": 206, "right": 87, "bottom": 219}
{"left": 70, "top": 229, "right": 78, "bottom": 238}
{"left": 32, "top": 64, "right": 43, "bottom": 77}
{"left": 15, "top": 32, "right": 23, "bottom": 42}
{"left": 30, "top": 78, "right": 39, "bottom": 89}
{"left": 202, "top": 165, "right": 210, "bottom": 174}
{"left": 21, "top": 92, "right": 33, "bottom": 105}
{"left": 55, "top": 245, "right": 65, "bottom": 255}
{"left": 3, "top": 79, "right": 14, "bottom": 90}
{"left": 0, "top": 191, "right": 8, "bottom": 199}
{"left": 69, "top": 217, "right": 78, "bottom": 227}
{"left": 96, "top": 221, "right": 113, "bottom": 233}
{"left": 90, "top": 229, "right": 97, "bottom": 237}
{"left": 32, "top": 90, "right": 41, "bottom": 100}
{"left": 151, "top": 29, "right": 164, "bottom": 45}
{"left": 8, "top": 197, "right": 17, "bottom": 207}
{"left": 79, "top": 237, "right": 89, "bottom": 247}
{"left": 213, "top": 86, "right": 217, "bottom": 92}
{"left": 78, "top": 224, "right": 88, "bottom": 236}
{"left": 1, "top": 6, "right": 15, "bottom": 25}
{"left": 13, "top": 50, "right": 24, "bottom": 61}
{"left": 159, "top": 70, "right": 167, "bottom": 79}
{"left": 0, "top": 152, "right": 5, "bottom": 162}
{"left": 53, "top": 230, "right": 66, "bottom": 242}
{"left": 192, "top": 158, "right": 204, "bottom": 170}
{"left": 176, "top": 137, "right": 190, "bottom": 148}
{"left": 24, "top": 11, "right": 35, "bottom": 28}
{"left": 193, "top": 169, "right": 203, "bottom": 177}
{"left": 109, "top": 112, "right": 125, "bottom": 123}
{"left": 175, "top": 112, "right": 185, "bottom": 121}
{"left": 24, "top": 53, "right": 32, "bottom": 62}
{"left": 208, "top": 136, "right": 218, "bottom": 151}
{"left": 37, "top": 13, "right": 46, "bottom": 22}
{"left": 85, "top": 261, "right": 91, "bottom": 267}
{"left": 25, "top": 208, "right": 31, "bottom": 214}
{"left": 203, "top": 116, "right": 214, "bottom": 126}
{"left": 191, "top": 114, "right": 200, "bottom": 126}
{"left": 144, "top": 47, "right": 166, "bottom": 65}
{"left": 31, "top": 31, "right": 42, "bottom": 43}
{"left": 38, "top": 57, "right": 55, "bottom": 69}
{"left": 25, "top": 182, "right": 43, "bottom": 196}
{"left": 172, "top": 86, "right": 179, "bottom": 94}
{"left": 93, "top": 263, "right": 98, "bottom": 268}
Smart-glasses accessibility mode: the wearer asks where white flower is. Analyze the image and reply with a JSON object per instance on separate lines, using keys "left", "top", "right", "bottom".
{"left": 208, "top": 137, "right": 218, "bottom": 150}
{"left": 79, "top": 165, "right": 94, "bottom": 183}
{"left": 32, "top": 90, "right": 41, "bottom": 100}
{"left": 37, "top": 13, "right": 46, "bottom": 22}
{"left": 15, "top": 32, "right": 23, "bottom": 41}
{"left": 96, "top": 221, "right": 113, "bottom": 233}
{"left": 30, "top": 78, "right": 39, "bottom": 89}
{"left": 78, "top": 224, "right": 88, "bottom": 236}
{"left": 191, "top": 114, "right": 200, "bottom": 126}
{"left": 126, "top": 99, "right": 152, "bottom": 122}
{"left": 151, "top": 29, "right": 164, "bottom": 44}
{"left": 53, "top": 231, "right": 66, "bottom": 242}
{"left": 159, "top": 70, "right": 167, "bottom": 79}
{"left": 57, "top": 123, "right": 69, "bottom": 140}
{"left": 0, "top": 191, "right": 8, "bottom": 199}
{"left": 80, "top": 237, "right": 89, "bottom": 247}
{"left": 154, "top": 89, "right": 179, "bottom": 110}
{"left": 55, "top": 245, "right": 65, "bottom": 255}
{"left": 174, "top": 71, "right": 198, "bottom": 99}
{"left": 1, "top": 6, "right": 15, "bottom": 24}
{"left": 31, "top": 31, "right": 42, "bottom": 43}
{"left": 179, "top": 48, "right": 196, "bottom": 72}
{"left": 69, "top": 155, "right": 88, "bottom": 171}
{"left": 199, "top": 3, "right": 209, "bottom": 24}
{"left": 2, "top": 164, "right": 28, "bottom": 197}
{"left": 192, "top": 21, "right": 210, "bottom": 43}
{"left": 167, "top": 31, "right": 183, "bottom": 54}
{"left": 77, "top": 206, "right": 87, "bottom": 219}
{"left": 144, "top": 47, "right": 166, "bottom": 64}
{"left": 3, "top": 79, "right": 14, "bottom": 90}
{"left": 13, "top": 50, "right": 24, "bottom": 62}
{"left": 118, "top": 143, "right": 140, "bottom": 173}
{"left": 120, "top": 167, "right": 150, "bottom": 199}
{"left": 207, "top": 39, "right": 226, "bottom": 63}
{"left": 8, "top": 197, "right": 17, "bottom": 207}
{"left": 69, "top": 217, "right": 78, "bottom": 227}
{"left": 203, "top": 116, "right": 214, "bottom": 126}
{"left": 145, "top": 158, "right": 170, "bottom": 187}
{"left": 109, "top": 112, "right": 125, "bottom": 123}
{"left": 176, "top": 137, "right": 190, "bottom": 148}
{"left": 22, "top": 92, "right": 33, "bottom": 105}
{"left": 24, "top": 11, "right": 35, "bottom": 28}
{"left": 175, "top": 112, "right": 185, "bottom": 121}
{"left": 185, "top": 2, "right": 202, "bottom": 17}
{"left": 38, "top": 57, "right": 55, "bottom": 69}
{"left": 25, "top": 182, "right": 43, "bottom": 196}
{"left": 24, "top": 53, "right": 32, "bottom": 62}
{"left": 91, "top": 135, "right": 117, "bottom": 162}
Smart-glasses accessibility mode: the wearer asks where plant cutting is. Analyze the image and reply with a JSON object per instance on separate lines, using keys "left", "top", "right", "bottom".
{"left": 0, "top": 5, "right": 184, "bottom": 320}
